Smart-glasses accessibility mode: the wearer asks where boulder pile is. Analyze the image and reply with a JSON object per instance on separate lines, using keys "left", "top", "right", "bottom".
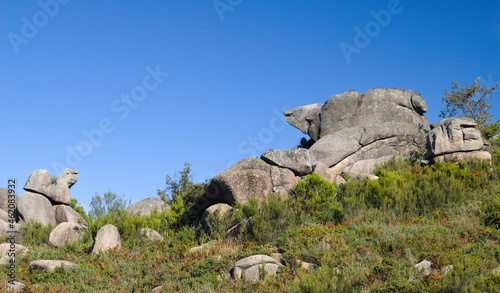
{"left": 193, "top": 88, "right": 491, "bottom": 223}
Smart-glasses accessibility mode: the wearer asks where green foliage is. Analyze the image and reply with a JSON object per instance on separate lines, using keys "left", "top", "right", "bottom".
{"left": 19, "top": 221, "right": 54, "bottom": 246}
{"left": 157, "top": 162, "right": 195, "bottom": 203}
{"left": 439, "top": 77, "right": 499, "bottom": 128}
{"left": 70, "top": 198, "right": 86, "bottom": 218}
{"left": 292, "top": 172, "right": 344, "bottom": 224}
{"left": 338, "top": 160, "right": 491, "bottom": 218}
{"left": 89, "top": 190, "right": 130, "bottom": 218}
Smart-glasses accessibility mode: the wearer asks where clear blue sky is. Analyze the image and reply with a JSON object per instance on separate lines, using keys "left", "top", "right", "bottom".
{"left": 1, "top": 1, "right": 499, "bottom": 211}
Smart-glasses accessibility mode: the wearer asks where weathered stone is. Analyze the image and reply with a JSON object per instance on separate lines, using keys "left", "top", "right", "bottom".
{"left": 92, "top": 224, "right": 121, "bottom": 254}
{"left": 29, "top": 260, "right": 77, "bottom": 273}
{"left": 24, "top": 168, "right": 78, "bottom": 205}
{"left": 0, "top": 219, "right": 22, "bottom": 238}
{"left": 261, "top": 148, "right": 312, "bottom": 175}
{"left": 6, "top": 281, "right": 26, "bottom": 292}
{"left": 0, "top": 188, "right": 18, "bottom": 212}
{"left": 232, "top": 254, "right": 282, "bottom": 282}
{"left": 283, "top": 103, "right": 323, "bottom": 141}
{"left": 201, "top": 203, "right": 232, "bottom": 229}
{"left": 341, "top": 156, "right": 393, "bottom": 175}
{"left": 188, "top": 240, "right": 216, "bottom": 253}
{"left": 312, "top": 162, "right": 346, "bottom": 184}
{"left": 442, "top": 265, "right": 454, "bottom": 275}
{"left": 348, "top": 173, "right": 379, "bottom": 181}
{"left": 0, "top": 209, "right": 9, "bottom": 222}
{"left": 49, "top": 222, "right": 86, "bottom": 247}
{"left": 241, "top": 263, "right": 280, "bottom": 282}
{"left": 297, "top": 260, "right": 319, "bottom": 270}
{"left": 427, "top": 118, "right": 484, "bottom": 157}
{"left": 126, "top": 197, "right": 169, "bottom": 216}
{"left": 270, "top": 166, "right": 301, "bottom": 194}
{"left": 205, "top": 157, "right": 273, "bottom": 205}
{"left": 54, "top": 205, "right": 86, "bottom": 225}
{"left": 140, "top": 228, "right": 164, "bottom": 242}
{"left": 234, "top": 254, "right": 282, "bottom": 270}
{"left": 0, "top": 243, "right": 28, "bottom": 258}
{"left": 318, "top": 88, "right": 429, "bottom": 138}
{"left": 415, "top": 259, "right": 433, "bottom": 276}
{"left": 310, "top": 123, "right": 425, "bottom": 168}
{"left": 152, "top": 285, "right": 163, "bottom": 293}
{"left": 17, "top": 192, "right": 56, "bottom": 226}
{"left": 431, "top": 150, "right": 492, "bottom": 164}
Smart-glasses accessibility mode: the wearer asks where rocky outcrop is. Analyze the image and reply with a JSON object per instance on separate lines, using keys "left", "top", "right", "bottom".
{"left": 17, "top": 192, "right": 56, "bottom": 226}
{"left": 309, "top": 122, "right": 427, "bottom": 168}
{"left": 92, "top": 224, "right": 121, "bottom": 254}
{"left": 428, "top": 118, "right": 489, "bottom": 163}
{"left": 24, "top": 168, "right": 78, "bottom": 205}
{"left": 0, "top": 243, "right": 28, "bottom": 258}
{"left": 49, "top": 222, "right": 86, "bottom": 247}
{"left": 270, "top": 166, "right": 301, "bottom": 194}
{"left": 126, "top": 197, "right": 169, "bottom": 215}
{"left": 230, "top": 255, "right": 283, "bottom": 282}
{"left": 29, "top": 260, "right": 78, "bottom": 273}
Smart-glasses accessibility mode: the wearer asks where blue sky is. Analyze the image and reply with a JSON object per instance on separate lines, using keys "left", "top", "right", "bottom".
{"left": 1, "top": 0, "right": 499, "bottom": 211}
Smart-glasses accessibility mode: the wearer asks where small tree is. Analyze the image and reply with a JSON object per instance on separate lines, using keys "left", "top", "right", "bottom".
{"left": 439, "top": 77, "right": 499, "bottom": 128}
{"left": 89, "top": 191, "right": 129, "bottom": 218}
{"left": 157, "top": 163, "right": 194, "bottom": 203}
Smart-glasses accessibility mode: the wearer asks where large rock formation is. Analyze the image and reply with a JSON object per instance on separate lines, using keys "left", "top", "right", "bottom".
{"left": 285, "top": 88, "right": 430, "bottom": 174}
{"left": 427, "top": 118, "right": 490, "bottom": 163}
{"left": 285, "top": 88, "right": 429, "bottom": 141}
{"left": 24, "top": 168, "right": 78, "bottom": 205}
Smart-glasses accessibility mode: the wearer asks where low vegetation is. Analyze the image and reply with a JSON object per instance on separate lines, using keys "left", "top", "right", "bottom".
{"left": 2, "top": 153, "right": 500, "bottom": 292}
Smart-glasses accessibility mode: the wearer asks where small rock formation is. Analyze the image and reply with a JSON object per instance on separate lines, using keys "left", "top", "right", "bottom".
{"left": 54, "top": 205, "right": 86, "bottom": 225}
{"left": 49, "top": 222, "right": 87, "bottom": 247}
{"left": 29, "top": 260, "right": 78, "bottom": 272}
{"left": 415, "top": 259, "right": 433, "bottom": 276}
{"left": 140, "top": 228, "right": 164, "bottom": 242}
{"left": 427, "top": 118, "right": 489, "bottom": 163}
{"left": 230, "top": 255, "right": 283, "bottom": 282}
{"left": 92, "top": 224, "right": 121, "bottom": 254}
{"left": 17, "top": 192, "right": 56, "bottom": 226}
{"left": 24, "top": 168, "right": 78, "bottom": 205}
{"left": 201, "top": 203, "right": 232, "bottom": 229}
{"left": 7, "top": 168, "right": 82, "bottom": 227}
{"left": 126, "top": 197, "right": 169, "bottom": 215}
{"left": 6, "top": 281, "right": 26, "bottom": 292}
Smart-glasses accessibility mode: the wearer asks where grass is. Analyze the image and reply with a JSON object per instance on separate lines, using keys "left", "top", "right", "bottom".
{"left": 1, "top": 154, "right": 500, "bottom": 292}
